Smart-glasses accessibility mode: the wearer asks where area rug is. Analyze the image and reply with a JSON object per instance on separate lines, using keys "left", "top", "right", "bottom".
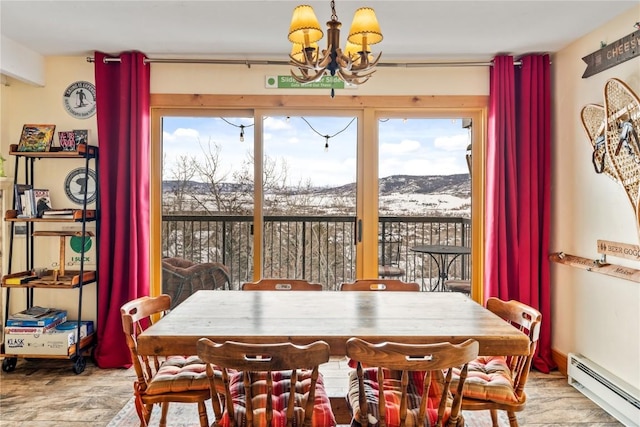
{"left": 107, "top": 396, "right": 505, "bottom": 427}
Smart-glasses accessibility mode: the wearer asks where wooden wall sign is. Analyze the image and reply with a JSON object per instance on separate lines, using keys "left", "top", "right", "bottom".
{"left": 582, "top": 29, "right": 639, "bottom": 78}
{"left": 597, "top": 240, "right": 640, "bottom": 261}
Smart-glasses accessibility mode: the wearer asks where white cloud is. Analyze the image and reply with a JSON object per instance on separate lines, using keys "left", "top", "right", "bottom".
{"left": 264, "top": 116, "right": 291, "bottom": 131}
{"left": 380, "top": 139, "right": 421, "bottom": 155}
{"left": 434, "top": 133, "right": 469, "bottom": 151}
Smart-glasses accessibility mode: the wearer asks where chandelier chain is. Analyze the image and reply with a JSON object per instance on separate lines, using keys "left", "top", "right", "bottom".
{"left": 330, "top": 0, "right": 337, "bottom": 21}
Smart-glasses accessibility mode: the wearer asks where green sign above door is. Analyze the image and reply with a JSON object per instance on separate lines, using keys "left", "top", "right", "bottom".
{"left": 265, "top": 75, "right": 348, "bottom": 89}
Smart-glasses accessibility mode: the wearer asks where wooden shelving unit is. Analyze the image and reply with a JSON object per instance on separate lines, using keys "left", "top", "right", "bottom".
{"left": 1, "top": 144, "right": 99, "bottom": 374}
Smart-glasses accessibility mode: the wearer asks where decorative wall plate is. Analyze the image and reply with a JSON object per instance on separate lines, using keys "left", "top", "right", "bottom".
{"left": 64, "top": 167, "right": 97, "bottom": 205}
{"left": 62, "top": 81, "right": 96, "bottom": 119}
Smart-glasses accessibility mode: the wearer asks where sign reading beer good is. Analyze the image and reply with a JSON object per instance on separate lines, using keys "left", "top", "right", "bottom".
{"left": 597, "top": 240, "right": 640, "bottom": 261}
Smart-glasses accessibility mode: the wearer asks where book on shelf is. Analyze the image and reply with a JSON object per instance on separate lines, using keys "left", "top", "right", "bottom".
{"left": 4, "top": 316, "right": 67, "bottom": 334}
{"left": 14, "top": 183, "right": 34, "bottom": 218}
{"left": 4, "top": 274, "right": 39, "bottom": 285}
{"left": 6, "top": 308, "right": 67, "bottom": 327}
{"left": 9, "top": 305, "right": 54, "bottom": 319}
{"left": 41, "top": 209, "right": 95, "bottom": 220}
{"left": 33, "top": 188, "right": 52, "bottom": 217}
{"left": 42, "top": 209, "right": 74, "bottom": 216}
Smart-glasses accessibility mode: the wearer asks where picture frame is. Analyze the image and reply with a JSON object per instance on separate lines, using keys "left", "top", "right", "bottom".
{"left": 73, "top": 129, "right": 89, "bottom": 148}
{"left": 17, "top": 124, "right": 56, "bottom": 152}
{"left": 58, "top": 131, "right": 76, "bottom": 152}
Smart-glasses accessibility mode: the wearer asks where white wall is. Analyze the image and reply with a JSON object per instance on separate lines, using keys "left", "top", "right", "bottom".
{"left": 551, "top": 5, "right": 640, "bottom": 389}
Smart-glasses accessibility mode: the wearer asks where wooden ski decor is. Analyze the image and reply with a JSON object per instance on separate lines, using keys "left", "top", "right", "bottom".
{"left": 550, "top": 252, "right": 640, "bottom": 283}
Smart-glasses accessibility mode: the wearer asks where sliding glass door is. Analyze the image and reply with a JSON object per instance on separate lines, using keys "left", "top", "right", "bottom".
{"left": 151, "top": 97, "right": 485, "bottom": 297}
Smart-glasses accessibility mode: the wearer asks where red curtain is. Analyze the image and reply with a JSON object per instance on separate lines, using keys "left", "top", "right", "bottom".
{"left": 93, "top": 51, "right": 151, "bottom": 368}
{"left": 485, "top": 54, "right": 555, "bottom": 373}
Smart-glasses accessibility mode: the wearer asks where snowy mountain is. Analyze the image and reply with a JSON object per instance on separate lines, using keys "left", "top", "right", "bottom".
{"left": 163, "top": 174, "right": 471, "bottom": 217}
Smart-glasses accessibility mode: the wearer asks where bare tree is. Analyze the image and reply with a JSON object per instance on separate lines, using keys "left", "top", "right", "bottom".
{"left": 163, "top": 153, "right": 199, "bottom": 213}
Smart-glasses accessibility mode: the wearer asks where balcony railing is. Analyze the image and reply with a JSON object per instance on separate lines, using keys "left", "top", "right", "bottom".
{"left": 162, "top": 214, "right": 471, "bottom": 290}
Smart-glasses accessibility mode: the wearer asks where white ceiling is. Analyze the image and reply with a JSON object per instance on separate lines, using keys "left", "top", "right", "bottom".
{"left": 1, "top": 0, "right": 638, "bottom": 64}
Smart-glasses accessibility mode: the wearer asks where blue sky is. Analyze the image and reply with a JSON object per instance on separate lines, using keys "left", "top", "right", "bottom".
{"left": 162, "top": 116, "right": 470, "bottom": 187}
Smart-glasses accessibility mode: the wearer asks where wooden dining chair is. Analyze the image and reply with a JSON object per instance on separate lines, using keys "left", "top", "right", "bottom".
{"left": 241, "top": 278, "right": 323, "bottom": 291}
{"left": 345, "top": 337, "right": 479, "bottom": 427}
{"left": 121, "top": 294, "right": 212, "bottom": 427}
{"left": 340, "top": 278, "right": 420, "bottom": 292}
{"left": 196, "top": 338, "right": 336, "bottom": 427}
{"left": 449, "top": 297, "right": 542, "bottom": 427}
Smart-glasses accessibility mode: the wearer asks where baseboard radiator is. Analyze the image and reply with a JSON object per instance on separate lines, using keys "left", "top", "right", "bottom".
{"left": 568, "top": 353, "right": 640, "bottom": 426}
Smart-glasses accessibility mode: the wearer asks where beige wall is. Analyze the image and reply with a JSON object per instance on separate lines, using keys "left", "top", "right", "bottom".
{"left": 0, "top": 58, "right": 98, "bottom": 320}
{"left": 1, "top": 6, "right": 639, "bottom": 389}
{"left": 0, "top": 58, "right": 490, "bottom": 322}
{"left": 552, "top": 5, "right": 640, "bottom": 389}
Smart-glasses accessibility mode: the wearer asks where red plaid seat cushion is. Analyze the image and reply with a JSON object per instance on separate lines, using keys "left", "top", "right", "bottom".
{"left": 145, "top": 355, "right": 210, "bottom": 395}
{"left": 450, "top": 356, "right": 517, "bottom": 403}
{"left": 216, "top": 369, "right": 336, "bottom": 427}
{"left": 346, "top": 368, "right": 453, "bottom": 427}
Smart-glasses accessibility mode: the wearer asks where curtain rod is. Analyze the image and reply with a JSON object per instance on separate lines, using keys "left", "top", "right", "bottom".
{"left": 85, "top": 56, "right": 523, "bottom": 67}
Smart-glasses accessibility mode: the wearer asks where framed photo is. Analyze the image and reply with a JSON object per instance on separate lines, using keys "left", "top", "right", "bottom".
{"left": 58, "top": 131, "right": 76, "bottom": 151}
{"left": 17, "top": 124, "right": 56, "bottom": 152}
{"left": 73, "top": 129, "right": 90, "bottom": 148}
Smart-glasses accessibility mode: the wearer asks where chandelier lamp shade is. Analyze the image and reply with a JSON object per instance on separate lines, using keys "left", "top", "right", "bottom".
{"left": 288, "top": 1, "right": 382, "bottom": 91}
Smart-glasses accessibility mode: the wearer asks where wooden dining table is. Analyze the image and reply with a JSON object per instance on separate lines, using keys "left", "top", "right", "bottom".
{"left": 137, "top": 290, "right": 530, "bottom": 357}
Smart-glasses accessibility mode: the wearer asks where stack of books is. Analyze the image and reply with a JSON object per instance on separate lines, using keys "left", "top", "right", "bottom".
{"left": 2, "top": 308, "right": 99, "bottom": 356}
{"left": 41, "top": 209, "right": 75, "bottom": 219}
{"left": 4, "top": 319, "right": 94, "bottom": 356}
{"left": 6, "top": 306, "right": 67, "bottom": 327}
{"left": 14, "top": 185, "right": 52, "bottom": 218}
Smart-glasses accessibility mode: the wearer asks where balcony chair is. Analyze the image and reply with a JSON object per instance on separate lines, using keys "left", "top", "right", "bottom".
{"left": 378, "top": 232, "right": 405, "bottom": 279}
{"left": 345, "top": 337, "right": 479, "bottom": 427}
{"left": 241, "top": 278, "right": 323, "bottom": 291}
{"left": 161, "top": 257, "right": 231, "bottom": 308}
{"left": 443, "top": 279, "right": 471, "bottom": 295}
{"left": 196, "top": 338, "right": 336, "bottom": 427}
{"left": 120, "top": 294, "right": 215, "bottom": 427}
{"left": 340, "top": 278, "right": 420, "bottom": 292}
{"left": 449, "top": 297, "right": 542, "bottom": 427}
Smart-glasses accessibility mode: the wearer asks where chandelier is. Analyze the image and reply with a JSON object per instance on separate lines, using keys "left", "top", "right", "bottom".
{"left": 288, "top": 0, "right": 382, "bottom": 95}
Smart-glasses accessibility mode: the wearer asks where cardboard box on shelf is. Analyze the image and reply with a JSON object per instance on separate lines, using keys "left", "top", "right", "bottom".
{"left": 4, "top": 320, "right": 93, "bottom": 356}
